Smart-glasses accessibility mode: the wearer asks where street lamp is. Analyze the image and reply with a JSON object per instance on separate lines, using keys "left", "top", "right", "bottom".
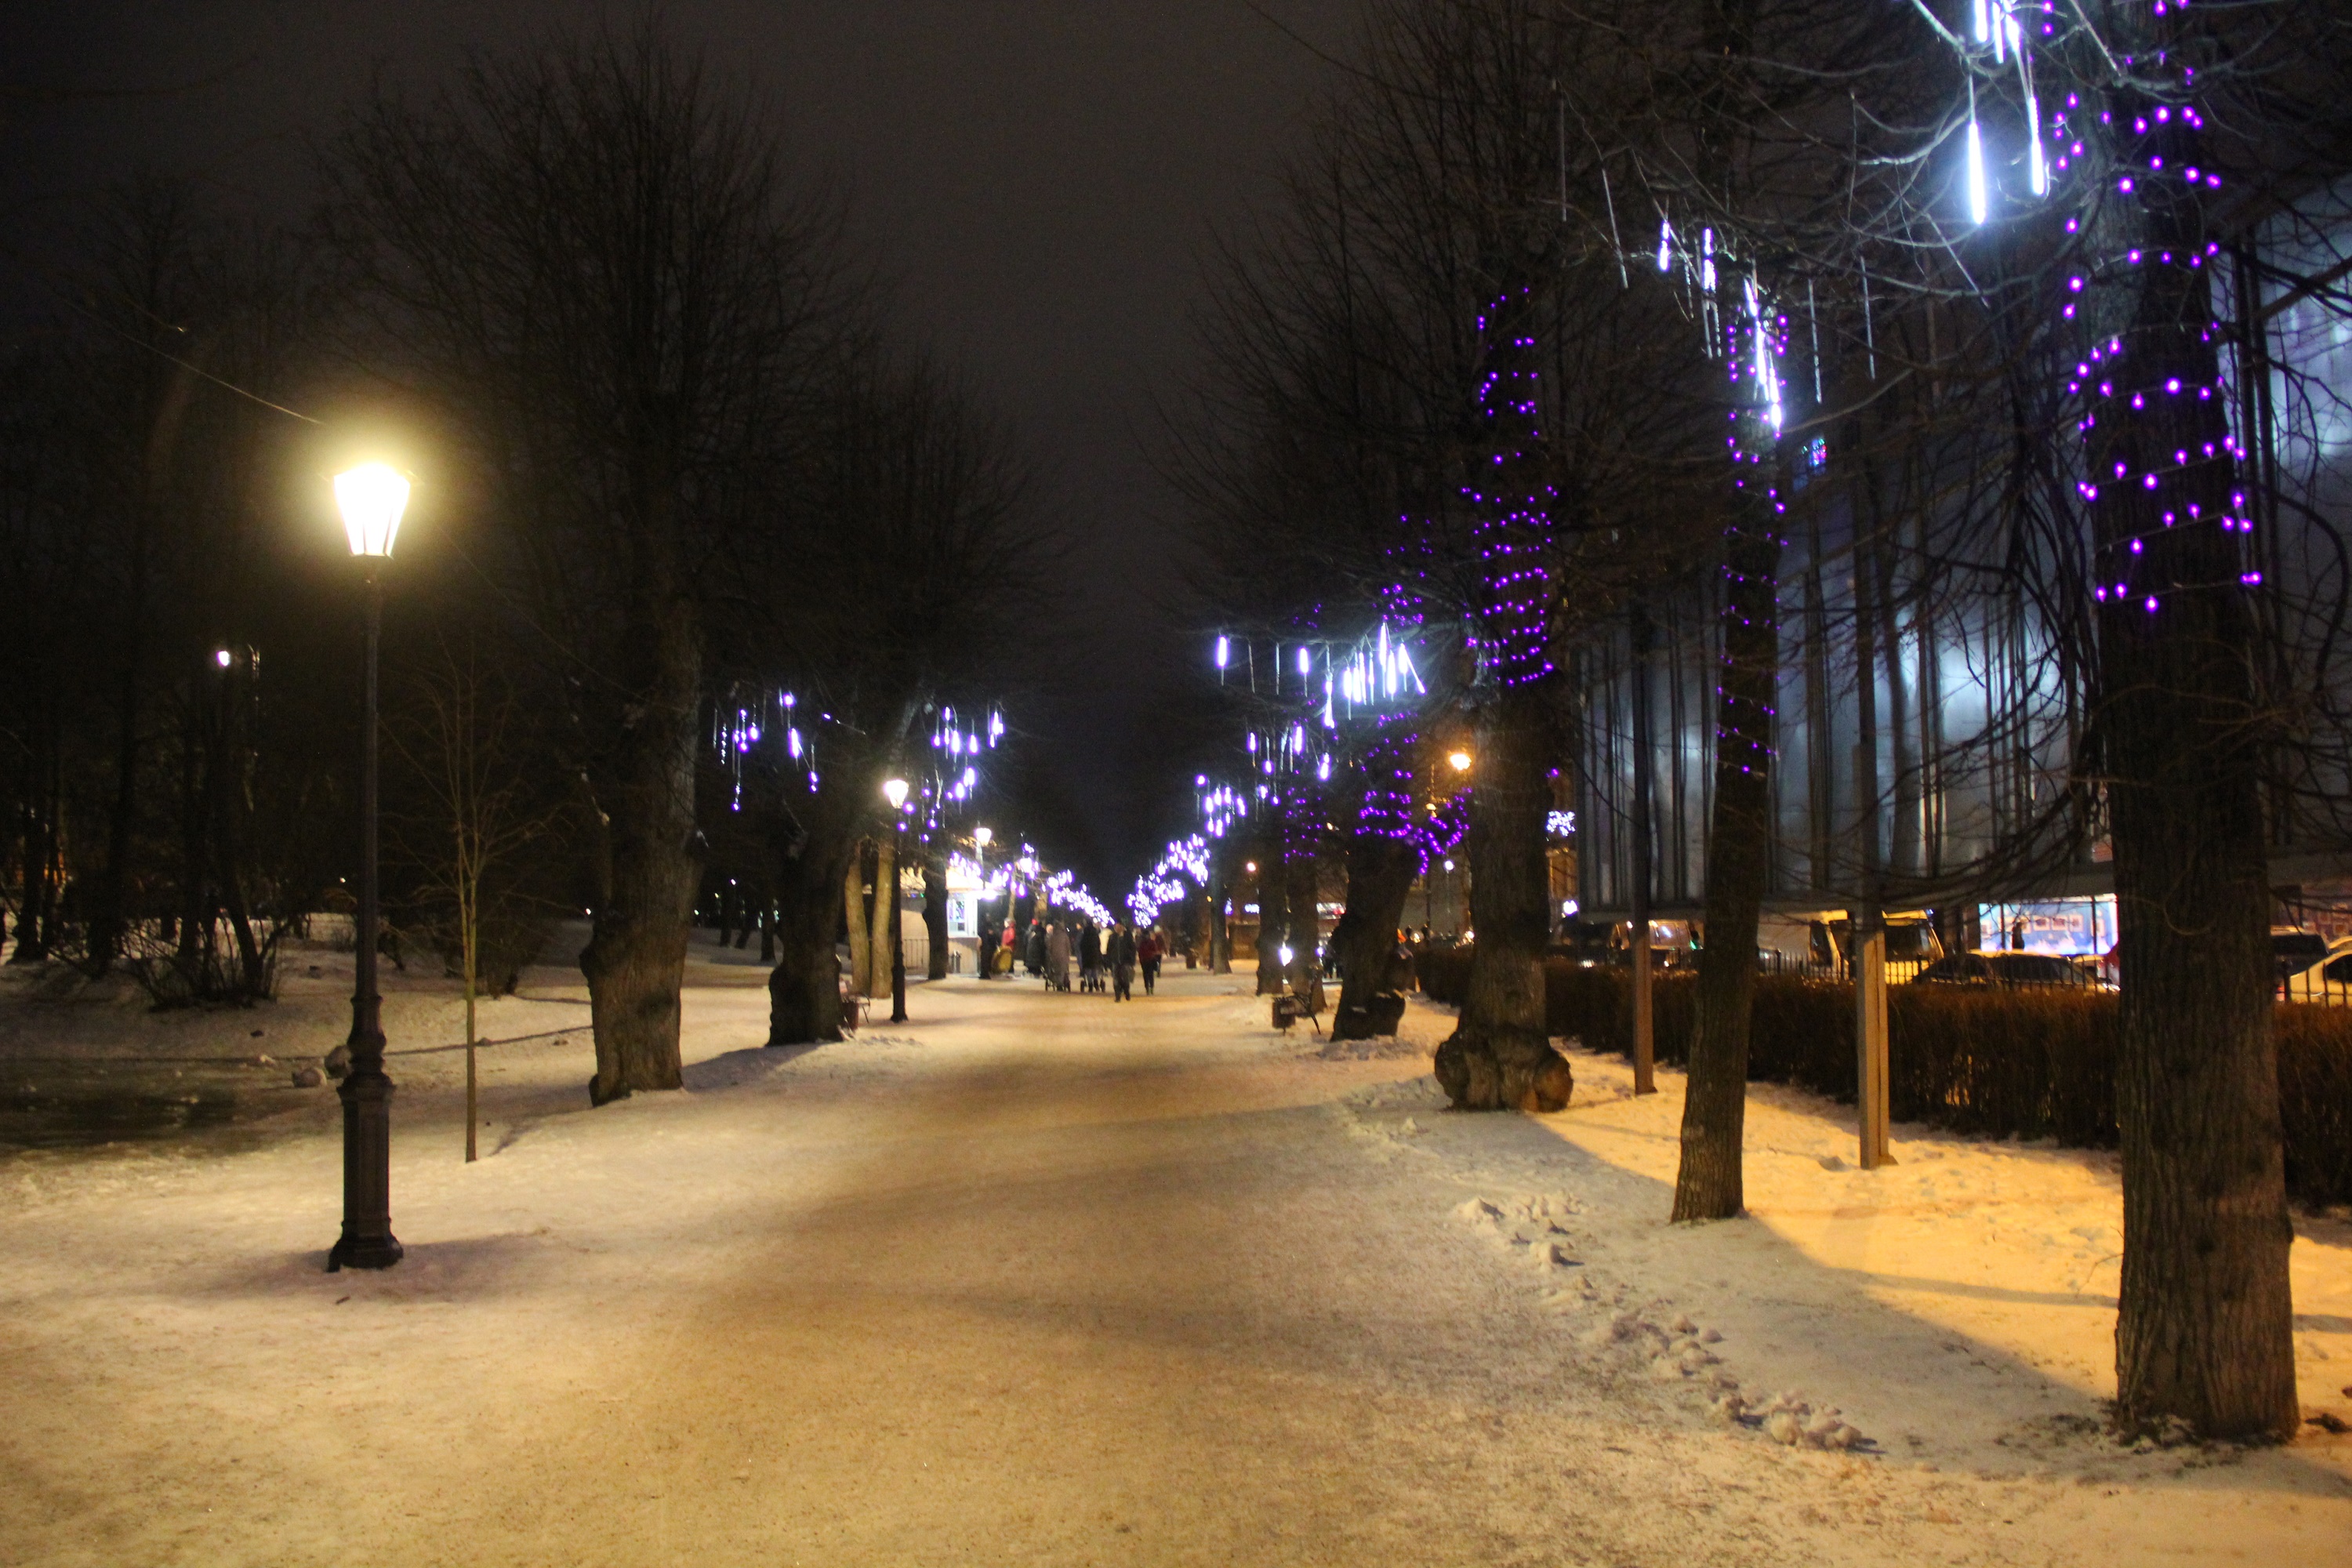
{"left": 882, "top": 777, "right": 909, "bottom": 1022}
{"left": 328, "top": 462, "right": 408, "bottom": 1272}
{"left": 973, "top": 826, "right": 993, "bottom": 979}
{"left": 1447, "top": 749, "right": 1473, "bottom": 773}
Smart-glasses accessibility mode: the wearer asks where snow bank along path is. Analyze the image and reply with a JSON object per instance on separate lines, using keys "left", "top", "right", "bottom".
{"left": 2, "top": 949, "right": 2348, "bottom": 1566}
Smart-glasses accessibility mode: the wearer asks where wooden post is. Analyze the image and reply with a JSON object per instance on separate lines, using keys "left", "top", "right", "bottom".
{"left": 1856, "top": 909, "right": 1892, "bottom": 1168}
{"left": 1852, "top": 731, "right": 1893, "bottom": 1170}
{"left": 1849, "top": 515, "right": 1897, "bottom": 1168}
{"left": 1631, "top": 921, "right": 1654, "bottom": 1092}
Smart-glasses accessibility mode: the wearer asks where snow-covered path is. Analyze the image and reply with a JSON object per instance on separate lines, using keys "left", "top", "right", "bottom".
{"left": 2, "top": 957, "right": 2347, "bottom": 1565}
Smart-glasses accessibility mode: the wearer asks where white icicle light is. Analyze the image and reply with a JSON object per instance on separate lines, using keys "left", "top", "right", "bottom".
{"left": 1965, "top": 116, "right": 1989, "bottom": 226}
{"left": 2027, "top": 96, "right": 2048, "bottom": 196}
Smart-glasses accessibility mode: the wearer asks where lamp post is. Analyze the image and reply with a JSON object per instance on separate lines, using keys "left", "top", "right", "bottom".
{"left": 973, "top": 826, "right": 993, "bottom": 979}
{"left": 328, "top": 463, "right": 408, "bottom": 1272}
{"left": 883, "top": 777, "right": 909, "bottom": 1022}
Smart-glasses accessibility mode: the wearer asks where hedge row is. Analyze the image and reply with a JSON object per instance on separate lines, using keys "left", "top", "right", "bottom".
{"left": 1416, "top": 945, "right": 2352, "bottom": 1207}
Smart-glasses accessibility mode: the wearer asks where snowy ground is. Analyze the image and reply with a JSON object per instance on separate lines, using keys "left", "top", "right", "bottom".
{"left": 2, "top": 933, "right": 2347, "bottom": 1566}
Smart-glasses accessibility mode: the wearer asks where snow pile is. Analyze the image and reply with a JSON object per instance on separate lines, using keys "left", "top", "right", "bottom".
{"left": 1308, "top": 1032, "right": 1428, "bottom": 1062}
{"left": 1564, "top": 1299, "right": 1870, "bottom": 1450}
{"left": 1453, "top": 1192, "right": 1584, "bottom": 1273}
{"left": 1737, "top": 1390, "right": 1866, "bottom": 1451}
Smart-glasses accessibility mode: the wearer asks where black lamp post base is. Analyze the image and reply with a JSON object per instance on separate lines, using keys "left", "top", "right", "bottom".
{"left": 328, "top": 1066, "right": 400, "bottom": 1271}
{"left": 327, "top": 1230, "right": 405, "bottom": 1272}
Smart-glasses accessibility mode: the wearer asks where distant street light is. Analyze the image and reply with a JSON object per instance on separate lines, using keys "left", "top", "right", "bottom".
{"left": 972, "top": 826, "right": 993, "bottom": 979}
{"left": 328, "top": 462, "right": 410, "bottom": 1272}
{"left": 1447, "top": 749, "right": 1473, "bottom": 773}
{"left": 883, "top": 778, "right": 909, "bottom": 1022}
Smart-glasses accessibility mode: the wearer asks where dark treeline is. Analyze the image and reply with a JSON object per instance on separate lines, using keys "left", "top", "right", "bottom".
{"left": 0, "top": 24, "right": 1039, "bottom": 1098}
{"left": 1171, "top": 0, "right": 2352, "bottom": 1443}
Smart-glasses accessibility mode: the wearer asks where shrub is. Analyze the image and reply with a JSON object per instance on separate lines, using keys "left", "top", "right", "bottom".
{"left": 2278, "top": 1004, "right": 2352, "bottom": 1207}
{"left": 1886, "top": 986, "right": 2118, "bottom": 1145}
{"left": 1432, "top": 943, "right": 2352, "bottom": 1207}
{"left": 1417, "top": 944, "right": 1472, "bottom": 1006}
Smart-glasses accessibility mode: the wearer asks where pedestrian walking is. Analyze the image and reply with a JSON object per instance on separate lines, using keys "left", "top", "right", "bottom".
{"left": 1080, "top": 920, "right": 1104, "bottom": 993}
{"left": 1137, "top": 925, "right": 1163, "bottom": 995}
{"left": 1047, "top": 920, "right": 1073, "bottom": 992}
{"left": 1025, "top": 919, "right": 1046, "bottom": 978}
{"left": 1109, "top": 920, "right": 1138, "bottom": 1001}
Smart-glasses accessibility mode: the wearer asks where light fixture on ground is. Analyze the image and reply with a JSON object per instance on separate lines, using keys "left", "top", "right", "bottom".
{"left": 327, "top": 461, "right": 410, "bottom": 1272}
{"left": 883, "top": 777, "right": 909, "bottom": 1022}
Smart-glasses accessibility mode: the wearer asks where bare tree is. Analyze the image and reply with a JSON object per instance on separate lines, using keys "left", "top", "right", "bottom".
{"left": 387, "top": 633, "right": 563, "bottom": 1161}
{"left": 723, "top": 355, "right": 1039, "bottom": 1046}
{"left": 1171, "top": 0, "right": 1719, "bottom": 1099}
{"left": 321, "top": 20, "right": 850, "bottom": 1102}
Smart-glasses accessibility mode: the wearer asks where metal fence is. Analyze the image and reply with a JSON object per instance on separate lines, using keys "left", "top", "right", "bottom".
{"left": 1560, "top": 949, "right": 1937, "bottom": 985}
{"left": 2281, "top": 966, "right": 2352, "bottom": 1005}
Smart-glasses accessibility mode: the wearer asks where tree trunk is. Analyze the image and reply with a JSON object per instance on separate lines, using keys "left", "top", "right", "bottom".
{"left": 1329, "top": 833, "right": 1419, "bottom": 1040}
{"left": 923, "top": 845, "right": 949, "bottom": 981}
{"left": 1672, "top": 503, "right": 1780, "bottom": 1221}
{"left": 2087, "top": 40, "right": 2295, "bottom": 1439}
{"left": 768, "top": 840, "right": 848, "bottom": 1044}
{"left": 1253, "top": 821, "right": 1289, "bottom": 993}
{"left": 843, "top": 841, "right": 872, "bottom": 998}
{"left": 579, "top": 579, "right": 699, "bottom": 1105}
{"left": 1285, "top": 823, "right": 1321, "bottom": 990}
{"left": 1628, "top": 604, "right": 1657, "bottom": 1094}
{"left": 1208, "top": 871, "right": 1231, "bottom": 973}
{"left": 868, "top": 832, "right": 896, "bottom": 996}
{"left": 10, "top": 789, "right": 45, "bottom": 963}
{"left": 1435, "top": 681, "right": 1572, "bottom": 1111}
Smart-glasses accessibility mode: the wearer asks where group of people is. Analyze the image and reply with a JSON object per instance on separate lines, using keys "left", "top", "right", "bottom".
{"left": 999, "top": 916, "right": 1165, "bottom": 1001}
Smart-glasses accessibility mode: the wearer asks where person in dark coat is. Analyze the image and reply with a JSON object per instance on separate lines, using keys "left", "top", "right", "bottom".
{"left": 1047, "top": 920, "right": 1073, "bottom": 991}
{"left": 1136, "top": 925, "right": 1163, "bottom": 995}
{"left": 1080, "top": 921, "right": 1104, "bottom": 992}
{"left": 1108, "top": 920, "right": 1138, "bottom": 1001}
{"left": 1025, "top": 919, "right": 1047, "bottom": 977}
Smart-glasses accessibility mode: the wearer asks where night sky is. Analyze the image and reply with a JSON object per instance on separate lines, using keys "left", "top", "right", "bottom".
{"left": 2, "top": 1, "right": 1364, "bottom": 895}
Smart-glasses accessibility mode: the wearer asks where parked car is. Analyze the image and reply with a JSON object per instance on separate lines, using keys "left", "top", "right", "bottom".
{"left": 1911, "top": 951, "right": 2094, "bottom": 989}
{"left": 2274, "top": 929, "right": 2331, "bottom": 984}
{"left": 2279, "top": 931, "right": 2352, "bottom": 1004}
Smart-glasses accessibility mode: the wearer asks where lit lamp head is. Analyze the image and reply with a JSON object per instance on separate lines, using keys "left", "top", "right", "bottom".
{"left": 974, "top": 826, "right": 993, "bottom": 849}
{"left": 334, "top": 463, "right": 411, "bottom": 558}
{"left": 1278, "top": 944, "right": 1294, "bottom": 967}
{"left": 881, "top": 777, "right": 909, "bottom": 812}
{"left": 1447, "top": 749, "right": 1473, "bottom": 774}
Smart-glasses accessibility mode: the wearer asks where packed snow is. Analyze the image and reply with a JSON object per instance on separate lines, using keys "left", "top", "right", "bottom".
{"left": 0, "top": 930, "right": 2347, "bottom": 1565}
